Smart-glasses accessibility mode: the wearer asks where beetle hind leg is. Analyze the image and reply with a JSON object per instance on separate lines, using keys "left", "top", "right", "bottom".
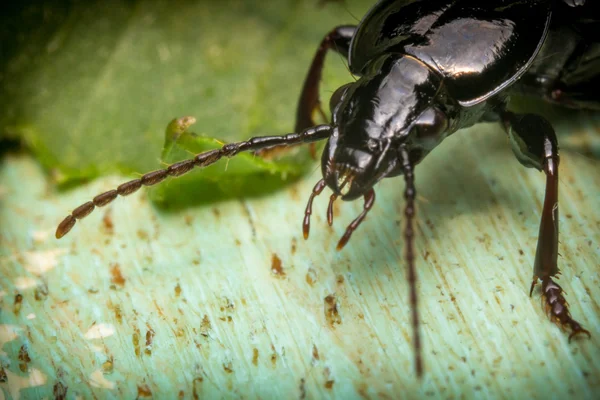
{"left": 502, "top": 111, "right": 590, "bottom": 340}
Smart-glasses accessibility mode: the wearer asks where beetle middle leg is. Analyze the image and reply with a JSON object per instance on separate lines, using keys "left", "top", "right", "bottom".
{"left": 502, "top": 111, "right": 590, "bottom": 340}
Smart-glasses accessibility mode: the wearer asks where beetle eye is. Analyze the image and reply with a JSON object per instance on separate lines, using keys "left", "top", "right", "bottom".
{"left": 414, "top": 107, "right": 448, "bottom": 139}
{"left": 329, "top": 83, "right": 352, "bottom": 114}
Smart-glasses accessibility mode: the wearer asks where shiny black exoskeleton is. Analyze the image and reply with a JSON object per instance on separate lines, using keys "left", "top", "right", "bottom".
{"left": 296, "top": 0, "right": 598, "bottom": 376}
{"left": 56, "top": 0, "right": 598, "bottom": 377}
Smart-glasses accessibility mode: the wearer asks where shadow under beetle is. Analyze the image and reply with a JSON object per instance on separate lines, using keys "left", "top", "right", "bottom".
{"left": 57, "top": 0, "right": 598, "bottom": 377}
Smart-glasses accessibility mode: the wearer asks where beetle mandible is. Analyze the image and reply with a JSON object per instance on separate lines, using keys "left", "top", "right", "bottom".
{"left": 56, "top": 0, "right": 597, "bottom": 377}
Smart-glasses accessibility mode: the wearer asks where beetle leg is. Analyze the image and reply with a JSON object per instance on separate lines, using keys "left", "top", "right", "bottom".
{"left": 56, "top": 125, "right": 333, "bottom": 239}
{"left": 255, "top": 26, "right": 354, "bottom": 160}
{"left": 296, "top": 25, "right": 356, "bottom": 133}
{"left": 502, "top": 111, "right": 590, "bottom": 340}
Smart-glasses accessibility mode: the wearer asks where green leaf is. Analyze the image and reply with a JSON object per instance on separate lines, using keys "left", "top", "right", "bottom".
{"left": 0, "top": 0, "right": 372, "bottom": 199}
{"left": 149, "top": 116, "right": 315, "bottom": 209}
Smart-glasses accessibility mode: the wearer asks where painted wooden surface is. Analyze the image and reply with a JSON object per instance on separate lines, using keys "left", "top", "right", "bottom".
{"left": 1, "top": 117, "right": 599, "bottom": 399}
{"left": 1, "top": 0, "right": 600, "bottom": 399}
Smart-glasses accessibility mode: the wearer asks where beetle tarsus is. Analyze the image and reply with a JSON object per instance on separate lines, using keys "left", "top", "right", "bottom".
{"left": 536, "top": 277, "right": 591, "bottom": 341}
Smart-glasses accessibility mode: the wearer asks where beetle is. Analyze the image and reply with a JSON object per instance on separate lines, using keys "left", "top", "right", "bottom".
{"left": 56, "top": 0, "right": 597, "bottom": 376}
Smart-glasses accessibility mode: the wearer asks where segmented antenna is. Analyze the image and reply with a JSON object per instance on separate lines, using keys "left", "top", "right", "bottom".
{"left": 400, "top": 146, "right": 422, "bottom": 378}
{"left": 56, "top": 124, "right": 333, "bottom": 239}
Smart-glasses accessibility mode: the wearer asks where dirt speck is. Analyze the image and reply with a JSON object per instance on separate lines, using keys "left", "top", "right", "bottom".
{"left": 137, "top": 383, "right": 152, "bottom": 398}
{"left": 175, "top": 283, "right": 182, "bottom": 297}
{"left": 271, "top": 346, "right": 278, "bottom": 367}
{"left": 145, "top": 325, "right": 155, "bottom": 355}
{"left": 133, "top": 327, "right": 141, "bottom": 357}
{"left": 299, "top": 378, "right": 306, "bottom": 399}
{"left": 110, "top": 263, "right": 126, "bottom": 287}
{"left": 14, "top": 293, "right": 23, "bottom": 315}
{"left": 223, "top": 362, "right": 233, "bottom": 373}
{"left": 200, "top": 315, "right": 211, "bottom": 337}
{"left": 109, "top": 301, "right": 123, "bottom": 324}
{"left": 53, "top": 381, "right": 68, "bottom": 400}
{"left": 271, "top": 254, "right": 286, "bottom": 278}
{"left": 102, "top": 210, "right": 114, "bottom": 235}
{"left": 212, "top": 208, "right": 221, "bottom": 219}
{"left": 102, "top": 356, "right": 114, "bottom": 374}
{"left": 137, "top": 229, "right": 149, "bottom": 240}
{"left": 18, "top": 344, "right": 31, "bottom": 372}
{"left": 0, "top": 366, "right": 7, "bottom": 383}
{"left": 252, "top": 348, "right": 259, "bottom": 366}
{"left": 184, "top": 215, "right": 194, "bottom": 226}
{"left": 312, "top": 344, "right": 320, "bottom": 361}
{"left": 336, "top": 274, "right": 344, "bottom": 284}
{"left": 306, "top": 268, "right": 317, "bottom": 286}
{"left": 324, "top": 294, "right": 342, "bottom": 327}
{"left": 34, "top": 283, "right": 49, "bottom": 301}
{"left": 325, "top": 380, "right": 335, "bottom": 389}
{"left": 291, "top": 238, "right": 297, "bottom": 255}
{"left": 193, "top": 377, "right": 203, "bottom": 399}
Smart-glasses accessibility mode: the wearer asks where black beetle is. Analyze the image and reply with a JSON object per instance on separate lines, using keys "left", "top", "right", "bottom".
{"left": 56, "top": 0, "right": 597, "bottom": 376}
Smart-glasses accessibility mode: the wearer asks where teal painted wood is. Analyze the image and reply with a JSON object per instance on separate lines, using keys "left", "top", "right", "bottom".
{"left": 1, "top": 116, "right": 599, "bottom": 399}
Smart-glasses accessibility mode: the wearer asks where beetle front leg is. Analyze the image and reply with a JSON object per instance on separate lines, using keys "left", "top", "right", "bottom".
{"left": 296, "top": 25, "right": 355, "bottom": 132}
{"left": 257, "top": 26, "right": 355, "bottom": 160}
{"left": 502, "top": 111, "right": 590, "bottom": 340}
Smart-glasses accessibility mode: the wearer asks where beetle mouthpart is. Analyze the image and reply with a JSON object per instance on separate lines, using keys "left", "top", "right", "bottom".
{"left": 336, "top": 189, "right": 376, "bottom": 250}
{"left": 303, "top": 179, "right": 327, "bottom": 240}
{"left": 327, "top": 194, "right": 337, "bottom": 226}
{"left": 339, "top": 177, "right": 354, "bottom": 196}
{"left": 337, "top": 170, "right": 354, "bottom": 197}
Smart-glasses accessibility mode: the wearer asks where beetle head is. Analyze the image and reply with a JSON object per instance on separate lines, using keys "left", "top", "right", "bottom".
{"left": 322, "top": 54, "right": 451, "bottom": 200}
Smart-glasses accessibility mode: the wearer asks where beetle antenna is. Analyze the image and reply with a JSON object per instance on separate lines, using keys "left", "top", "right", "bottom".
{"left": 56, "top": 124, "right": 333, "bottom": 239}
{"left": 400, "top": 146, "right": 422, "bottom": 378}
